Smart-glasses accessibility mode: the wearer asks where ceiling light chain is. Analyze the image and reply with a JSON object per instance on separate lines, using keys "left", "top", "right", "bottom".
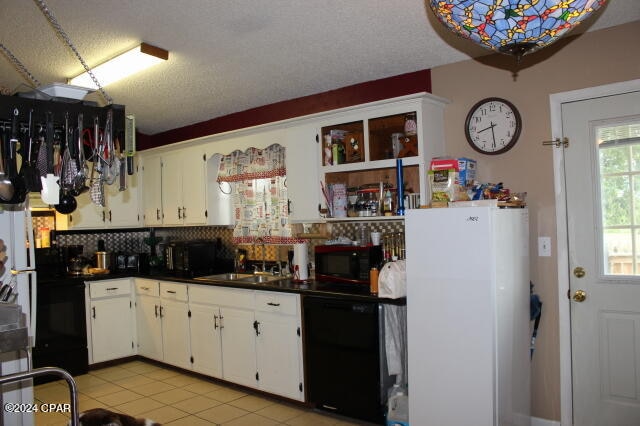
{"left": 33, "top": 0, "right": 113, "bottom": 105}
{"left": 0, "top": 42, "right": 41, "bottom": 88}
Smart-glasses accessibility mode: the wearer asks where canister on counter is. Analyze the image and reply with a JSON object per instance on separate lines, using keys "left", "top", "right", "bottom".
{"left": 369, "top": 267, "right": 379, "bottom": 295}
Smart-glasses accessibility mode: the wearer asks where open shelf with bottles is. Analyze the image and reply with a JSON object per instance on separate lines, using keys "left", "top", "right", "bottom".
{"left": 317, "top": 93, "right": 448, "bottom": 220}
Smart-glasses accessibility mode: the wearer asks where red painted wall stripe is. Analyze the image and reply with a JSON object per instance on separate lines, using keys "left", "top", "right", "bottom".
{"left": 138, "top": 69, "right": 431, "bottom": 150}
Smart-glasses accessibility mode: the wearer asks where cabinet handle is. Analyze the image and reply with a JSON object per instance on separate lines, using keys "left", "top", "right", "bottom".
{"left": 155, "top": 304, "right": 158, "bottom": 318}
{"left": 214, "top": 314, "right": 218, "bottom": 330}
{"left": 92, "top": 306, "right": 96, "bottom": 319}
{"left": 106, "top": 287, "right": 118, "bottom": 291}
{"left": 253, "top": 320, "right": 261, "bottom": 336}
{"left": 219, "top": 314, "right": 224, "bottom": 329}
{"left": 141, "top": 286, "right": 149, "bottom": 291}
{"left": 156, "top": 208, "right": 160, "bottom": 220}
{"left": 267, "top": 302, "right": 280, "bottom": 307}
{"left": 177, "top": 207, "right": 182, "bottom": 219}
{"left": 101, "top": 211, "right": 106, "bottom": 222}
{"left": 166, "top": 290, "right": 176, "bottom": 294}
{"left": 182, "top": 207, "right": 186, "bottom": 219}
{"left": 160, "top": 306, "right": 164, "bottom": 317}
{"left": 109, "top": 210, "right": 112, "bottom": 222}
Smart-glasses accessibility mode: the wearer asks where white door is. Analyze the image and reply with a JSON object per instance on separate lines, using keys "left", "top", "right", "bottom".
{"left": 220, "top": 306, "right": 257, "bottom": 389}
{"left": 136, "top": 295, "right": 163, "bottom": 360}
{"left": 189, "top": 304, "right": 223, "bottom": 378}
{"left": 563, "top": 89, "right": 640, "bottom": 426}
{"left": 142, "top": 155, "right": 163, "bottom": 225}
{"left": 160, "top": 299, "right": 191, "bottom": 369}
{"left": 91, "top": 297, "right": 134, "bottom": 363}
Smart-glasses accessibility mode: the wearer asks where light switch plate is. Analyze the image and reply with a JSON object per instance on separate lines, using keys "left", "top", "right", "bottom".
{"left": 538, "top": 236, "right": 551, "bottom": 257}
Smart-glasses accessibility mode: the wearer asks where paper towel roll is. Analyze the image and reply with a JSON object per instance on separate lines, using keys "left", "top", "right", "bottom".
{"left": 293, "top": 242, "right": 309, "bottom": 280}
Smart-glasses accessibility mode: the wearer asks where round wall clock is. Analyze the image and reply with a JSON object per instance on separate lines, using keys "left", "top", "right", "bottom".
{"left": 464, "top": 97, "right": 522, "bottom": 155}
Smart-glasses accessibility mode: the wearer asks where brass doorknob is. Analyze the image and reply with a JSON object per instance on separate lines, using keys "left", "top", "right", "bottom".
{"left": 573, "top": 266, "right": 586, "bottom": 278}
{"left": 573, "top": 290, "right": 587, "bottom": 302}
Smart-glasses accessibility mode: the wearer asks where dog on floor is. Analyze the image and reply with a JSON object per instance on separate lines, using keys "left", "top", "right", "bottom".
{"left": 75, "top": 408, "right": 161, "bottom": 426}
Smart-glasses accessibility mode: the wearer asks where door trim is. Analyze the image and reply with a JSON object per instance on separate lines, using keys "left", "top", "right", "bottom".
{"left": 550, "top": 78, "right": 640, "bottom": 426}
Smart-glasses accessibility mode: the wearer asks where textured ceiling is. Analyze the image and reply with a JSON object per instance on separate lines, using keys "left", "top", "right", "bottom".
{"left": 1, "top": 0, "right": 638, "bottom": 135}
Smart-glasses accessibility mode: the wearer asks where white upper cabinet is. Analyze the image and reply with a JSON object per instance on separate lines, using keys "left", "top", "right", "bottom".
{"left": 162, "top": 146, "right": 208, "bottom": 226}
{"left": 69, "top": 165, "right": 141, "bottom": 229}
{"left": 142, "top": 155, "right": 163, "bottom": 226}
{"left": 284, "top": 122, "right": 320, "bottom": 222}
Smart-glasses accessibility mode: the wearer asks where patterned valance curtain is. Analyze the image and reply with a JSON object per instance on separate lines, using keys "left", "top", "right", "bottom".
{"left": 215, "top": 144, "right": 302, "bottom": 244}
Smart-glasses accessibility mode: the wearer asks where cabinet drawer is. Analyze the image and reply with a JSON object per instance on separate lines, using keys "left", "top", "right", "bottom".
{"left": 89, "top": 279, "right": 132, "bottom": 299}
{"left": 189, "top": 285, "right": 254, "bottom": 309}
{"left": 255, "top": 291, "right": 298, "bottom": 316}
{"left": 160, "top": 282, "right": 188, "bottom": 302}
{"left": 135, "top": 280, "right": 160, "bottom": 297}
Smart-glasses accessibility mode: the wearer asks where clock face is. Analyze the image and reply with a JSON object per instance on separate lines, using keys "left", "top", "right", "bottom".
{"left": 465, "top": 98, "right": 522, "bottom": 155}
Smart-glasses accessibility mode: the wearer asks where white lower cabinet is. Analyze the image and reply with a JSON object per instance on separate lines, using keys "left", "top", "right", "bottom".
{"left": 87, "top": 279, "right": 135, "bottom": 364}
{"left": 188, "top": 285, "right": 304, "bottom": 401}
{"left": 135, "top": 279, "right": 163, "bottom": 360}
{"left": 159, "top": 282, "right": 191, "bottom": 370}
{"left": 254, "top": 291, "right": 304, "bottom": 400}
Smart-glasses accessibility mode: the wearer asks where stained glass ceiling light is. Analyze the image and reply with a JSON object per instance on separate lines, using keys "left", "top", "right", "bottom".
{"left": 428, "top": 0, "right": 608, "bottom": 60}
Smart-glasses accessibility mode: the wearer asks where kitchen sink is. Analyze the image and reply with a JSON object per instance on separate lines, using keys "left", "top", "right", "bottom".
{"left": 194, "top": 273, "right": 254, "bottom": 282}
{"left": 237, "top": 274, "right": 285, "bottom": 284}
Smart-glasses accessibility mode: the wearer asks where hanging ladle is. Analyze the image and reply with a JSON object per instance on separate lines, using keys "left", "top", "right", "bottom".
{"left": 0, "top": 125, "right": 15, "bottom": 201}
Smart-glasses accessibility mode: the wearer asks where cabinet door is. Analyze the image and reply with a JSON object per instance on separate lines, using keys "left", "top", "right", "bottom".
{"left": 220, "top": 306, "right": 257, "bottom": 389}
{"left": 189, "top": 304, "right": 223, "bottom": 378}
{"left": 206, "top": 153, "right": 234, "bottom": 226}
{"left": 181, "top": 147, "right": 207, "bottom": 225}
{"left": 90, "top": 297, "right": 134, "bottom": 363}
{"left": 69, "top": 193, "right": 105, "bottom": 229}
{"left": 142, "top": 155, "right": 163, "bottom": 226}
{"left": 106, "top": 164, "right": 141, "bottom": 228}
{"left": 285, "top": 123, "right": 320, "bottom": 222}
{"left": 255, "top": 311, "right": 303, "bottom": 400}
{"left": 136, "top": 295, "right": 163, "bottom": 361}
{"left": 160, "top": 299, "right": 191, "bottom": 370}
{"left": 160, "top": 153, "right": 184, "bottom": 226}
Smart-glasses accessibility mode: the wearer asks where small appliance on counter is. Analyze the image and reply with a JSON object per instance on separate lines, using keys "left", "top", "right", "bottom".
{"left": 165, "top": 240, "right": 219, "bottom": 277}
{"left": 315, "top": 244, "right": 383, "bottom": 285}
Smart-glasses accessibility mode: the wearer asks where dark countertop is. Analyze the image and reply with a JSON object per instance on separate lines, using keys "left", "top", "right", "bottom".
{"left": 38, "top": 271, "right": 405, "bottom": 304}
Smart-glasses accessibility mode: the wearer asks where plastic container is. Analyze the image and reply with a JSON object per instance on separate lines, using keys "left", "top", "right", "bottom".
{"left": 386, "top": 384, "right": 409, "bottom": 426}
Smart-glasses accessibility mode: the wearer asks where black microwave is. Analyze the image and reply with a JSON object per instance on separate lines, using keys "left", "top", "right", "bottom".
{"left": 165, "top": 240, "right": 217, "bottom": 277}
{"left": 315, "top": 244, "right": 383, "bottom": 284}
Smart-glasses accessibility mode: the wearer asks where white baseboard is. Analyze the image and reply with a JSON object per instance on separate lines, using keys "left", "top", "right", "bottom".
{"left": 532, "top": 416, "right": 561, "bottom": 426}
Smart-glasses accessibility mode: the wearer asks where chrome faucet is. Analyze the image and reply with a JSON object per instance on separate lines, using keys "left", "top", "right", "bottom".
{"left": 253, "top": 237, "right": 267, "bottom": 274}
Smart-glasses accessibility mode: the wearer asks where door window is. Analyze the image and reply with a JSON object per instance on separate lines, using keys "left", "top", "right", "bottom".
{"left": 598, "top": 121, "right": 640, "bottom": 275}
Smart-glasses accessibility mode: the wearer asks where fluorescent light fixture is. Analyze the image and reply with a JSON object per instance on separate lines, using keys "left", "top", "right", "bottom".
{"left": 69, "top": 43, "right": 168, "bottom": 89}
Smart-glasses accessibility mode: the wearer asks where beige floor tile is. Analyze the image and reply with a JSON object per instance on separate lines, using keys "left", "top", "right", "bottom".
{"left": 222, "top": 412, "right": 281, "bottom": 426}
{"left": 90, "top": 366, "right": 138, "bottom": 381}
{"left": 255, "top": 402, "right": 307, "bottom": 422}
{"left": 139, "top": 405, "right": 190, "bottom": 424}
{"left": 143, "top": 367, "right": 182, "bottom": 380}
{"left": 34, "top": 409, "right": 70, "bottom": 426}
{"left": 77, "top": 396, "right": 108, "bottom": 412}
{"left": 181, "top": 380, "right": 225, "bottom": 394}
{"left": 284, "top": 411, "right": 342, "bottom": 426}
{"left": 131, "top": 380, "right": 177, "bottom": 396}
{"left": 206, "top": 387, "right": 248, "bottom": 403}
{"left": 73, "top": 373, "right": 108, "bottom": 390}
{"left": 227, "top": 394, "right": 275, "bottom": 412}
{"left": 95, "top": 388, "right": 144, "bottom": 406}
{"left": 164, "top": 414, "right": 217, "bottom": 425}
{"left": 111, "top": 374, "right": 156, "bottom": 388}
{"left": 151, "top": 387, "right": 198, "bottom": 404}
{"left": 122, "top": 362, "right": 162, "bottom": 374}
{"left": 163, "top": 373, "right": 203, "bottom": 387}
{"left": 113, "top": 397, "right": 165, "bottom": 416}
{"left": 171, "top": 395, "right": 222, "bottom": 413}
{"left": 35, "top": 382, "right": 71, "bottom": 404}
{"left": 196, "top": 403, "right": 249, "bottom": 424}
{"left": 80, "top": 382, "right": 126, "bottom": 399}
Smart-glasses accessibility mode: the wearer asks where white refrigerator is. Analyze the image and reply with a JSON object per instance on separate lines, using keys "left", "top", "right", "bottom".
{"left": 405, "top": 205, "right": 530, "bottom": 426}
{"left": 0, "top": 206, "right": 37, "bottom": 426}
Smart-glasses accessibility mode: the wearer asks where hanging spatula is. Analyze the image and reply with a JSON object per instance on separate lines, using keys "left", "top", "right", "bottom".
{"left": 40, "top": 111, "right": 60, "bottom": 205}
